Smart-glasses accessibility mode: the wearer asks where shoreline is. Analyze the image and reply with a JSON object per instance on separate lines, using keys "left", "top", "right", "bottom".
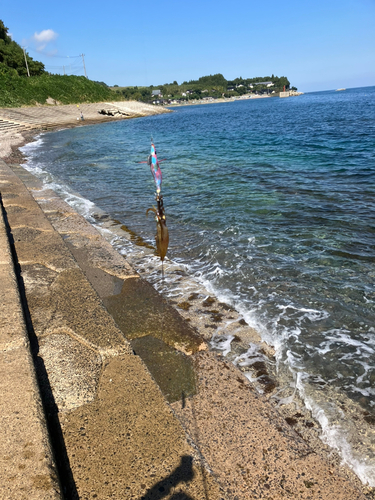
{"left": 0, "top": 100, "right": 170, "bottom": 161}
{"left": 165, "top": 90, "right": 303, "bottom": 108}
{"left": 0, "top": 102, "right": 372, "bottom": 498}
{"left": 166, "top": 93, "right": 272, "bottom": 108}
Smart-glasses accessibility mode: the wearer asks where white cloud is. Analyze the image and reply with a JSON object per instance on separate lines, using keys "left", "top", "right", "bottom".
{"left": 32, "top": 29, "right": 58, "bottom": 51}
{"left": 33, "top": 29, "right": 58, "bottom": 43}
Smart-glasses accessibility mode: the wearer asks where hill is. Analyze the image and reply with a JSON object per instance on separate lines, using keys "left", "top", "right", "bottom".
{"left": 0, "top": 72, "right": 122, "bottom": 107}
{"left": 112, "top": 73, "right": 297, "bottom": 104}
{"left": 0, "top": 20, "right": 121, "bottom": 107}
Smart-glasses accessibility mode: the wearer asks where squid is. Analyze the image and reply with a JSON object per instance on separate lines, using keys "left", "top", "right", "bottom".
{"left": 143, "top": 140, "right": 169, "bottom": 262}
{"left": 146, "top": 196, "right": 169, "bottom": 262}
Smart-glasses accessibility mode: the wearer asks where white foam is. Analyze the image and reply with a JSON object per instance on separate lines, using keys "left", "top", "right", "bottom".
{"left": 275, "top": 304, "right": 330, "bottom": 323}
{"left": 271, "top": 384, "right": 297, "bottom": 407}
{"left": 210, "top": 333, "right": 235, "bottom": 356}
{"left": 60, "top": 191, "right": 97, "bottom": 221}
{"left": 296, "top": 374, "right": 375, "bottom": 486}
{"left": 233, "top": 343, "right": 265, "bottom": 368}
{"left": 20, "top": 135, "right": 45, "bottom": 153}
{"left": 21, "top": 141, "right": 99, "bottom": 223}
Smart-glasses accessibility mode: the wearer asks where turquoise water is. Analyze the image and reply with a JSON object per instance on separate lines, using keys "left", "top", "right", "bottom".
{"left": 22, "top": 87, "right": 375, "bottom": 483}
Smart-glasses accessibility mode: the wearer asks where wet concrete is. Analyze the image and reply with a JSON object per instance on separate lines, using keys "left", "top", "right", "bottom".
{"left": 102, "top": 277, "right": 207, "bottom": 353}
{"left": 131, "top": 336, "right": 197, "bottom": 403}
{"left": 66, "top": 237, "right": 204, "bottom": 404}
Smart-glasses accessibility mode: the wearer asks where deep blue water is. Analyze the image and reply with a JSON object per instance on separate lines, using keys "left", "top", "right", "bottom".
{"left": 22, "top": 87, "right": 375, "bottom": 484}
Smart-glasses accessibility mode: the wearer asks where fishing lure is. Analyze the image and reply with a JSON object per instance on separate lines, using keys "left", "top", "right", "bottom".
{"left": 148, "top": 142, "right": 162, "bottom": 194}
{"left": 143, "top": 140, "right": 169, "bottom": 263}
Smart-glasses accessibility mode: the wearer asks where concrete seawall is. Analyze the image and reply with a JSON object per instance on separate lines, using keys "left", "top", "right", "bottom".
{"left": 0, "top": 100, "right": 170, "bottom": 158}
{"left": 0, "top": 166, "right": 61, "bottom": 499}
{"left": 0, "top": 103, "right": 371, "bottom": 499}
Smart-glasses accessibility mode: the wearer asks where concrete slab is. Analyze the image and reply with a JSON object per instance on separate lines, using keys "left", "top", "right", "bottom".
{"left": 0, "top": 348, "right": 60, "bottom": 500}
{"left": 0, "top": 187, "right": 61, "bottom": 498}
{"left": 172, "top": 351, "right": 366, "bottom": 500}
{"left": 61, "top": 354, "right": 224, "bottom": 499}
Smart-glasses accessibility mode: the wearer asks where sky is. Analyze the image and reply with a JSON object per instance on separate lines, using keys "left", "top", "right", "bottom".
{"left": 2, "top": 0, "right": 375, "bottom": 92}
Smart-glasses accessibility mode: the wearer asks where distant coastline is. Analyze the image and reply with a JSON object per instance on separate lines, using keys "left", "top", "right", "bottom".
{"left": 166, "top": 90, "right": 303, "bottom": 107}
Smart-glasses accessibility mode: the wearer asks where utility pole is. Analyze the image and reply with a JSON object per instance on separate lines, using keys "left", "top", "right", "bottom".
{"left": 81, "top": 54, "right": 87, "bottom": 78}
{"left": 22, "top": 47, "right": 30, "bottom": 77}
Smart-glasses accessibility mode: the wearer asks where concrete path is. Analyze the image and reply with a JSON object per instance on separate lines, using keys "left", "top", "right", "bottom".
{"left": 0, "top": 165, "right": 61, "bottom": 498}
{"left": 0, "top": 159, "right": 225, "bottom": 499}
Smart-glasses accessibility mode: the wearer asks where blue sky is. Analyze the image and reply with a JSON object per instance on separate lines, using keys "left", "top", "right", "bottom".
{"left": 2, "top": 0, "right": 374, "bottom": 92}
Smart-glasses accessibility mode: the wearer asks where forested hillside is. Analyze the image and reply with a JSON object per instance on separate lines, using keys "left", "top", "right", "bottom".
{"left": 113, "top": 73, "right": 297, "bottom": 103}
{"left": 0, "top": 20, "right": 121, "bottom": 107}
{"left": 0, "top": 20, "right": 45, "bottom": 77}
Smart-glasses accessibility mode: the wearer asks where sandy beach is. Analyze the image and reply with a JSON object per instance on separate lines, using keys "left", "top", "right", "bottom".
{"left": 0, "top": 101, "right": 372, "bottom": 499}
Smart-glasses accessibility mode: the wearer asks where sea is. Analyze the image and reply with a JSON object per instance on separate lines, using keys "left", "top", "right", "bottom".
{"left": 20, "top": 86, "right": 375, "bottom": 486}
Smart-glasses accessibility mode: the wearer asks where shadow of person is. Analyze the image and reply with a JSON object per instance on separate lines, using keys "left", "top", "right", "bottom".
{"left": 169, "top": 494, "right": 194, "bottom": 500}
{"left": 141, "top": 455, "right": 195, "bottom": 500}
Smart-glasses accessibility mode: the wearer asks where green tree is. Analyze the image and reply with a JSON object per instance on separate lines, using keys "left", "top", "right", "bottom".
{"left": 0, "top": 19, "right": 45, "bottom": 77}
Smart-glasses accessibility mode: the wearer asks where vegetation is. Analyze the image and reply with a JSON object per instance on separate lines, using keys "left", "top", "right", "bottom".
{"left": 0, "top": 73, "right": 122, "bottom": 107}
{"left": 0, "top": 19, "right": 121, "bottom": 107}
{"left": 0, "top": 20, "right": 45, "bottom": 77}
{"left": 0, "top": 17, "right": 296, "bottom": 108}
{"left": 112, "top": 73, "right": 295, "bottom": 104}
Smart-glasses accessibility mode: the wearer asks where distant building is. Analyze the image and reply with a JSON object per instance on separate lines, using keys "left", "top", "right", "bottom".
{"left": 252, "top": 81, "right": 274, "bottom": 87}
{"left": 152, "top": 89, "right": 162, "bottom": 97}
